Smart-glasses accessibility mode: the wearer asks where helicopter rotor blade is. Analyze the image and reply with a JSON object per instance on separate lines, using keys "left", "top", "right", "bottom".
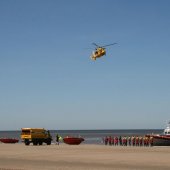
{"left": 92, "top": 43, "right": 100, "bottom": 47}
{"left": 102, "top": 43, "right": 117, "bottom": 48}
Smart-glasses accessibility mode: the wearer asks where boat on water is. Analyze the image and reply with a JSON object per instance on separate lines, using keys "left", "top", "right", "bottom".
{"left": 146, "top": 121, "right": 170, "bottom": 146}
{"left": 63, "top": 136, "right": 84, "bottom": 145}
{"left": 0, "top": 138, "right": 19, "bottom": 144}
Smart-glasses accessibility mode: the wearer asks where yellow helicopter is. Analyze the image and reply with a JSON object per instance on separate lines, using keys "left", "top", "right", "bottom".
{"left": 90, "top": 43, "right": 117, "bottom": 61}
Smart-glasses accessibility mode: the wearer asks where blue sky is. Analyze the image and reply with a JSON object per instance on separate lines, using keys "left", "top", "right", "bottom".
{"left": 0, "top": 0, "right": 170, "bottom": 130}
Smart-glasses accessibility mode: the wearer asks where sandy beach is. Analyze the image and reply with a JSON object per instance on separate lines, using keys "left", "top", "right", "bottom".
{"left": 0, "top": 143, "right": 170, "bottom": 170}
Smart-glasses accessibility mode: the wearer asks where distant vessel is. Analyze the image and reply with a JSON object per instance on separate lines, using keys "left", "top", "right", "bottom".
{"left": 0, "top": 138, "right": 19, "bottom": 144}
{"left": 63, "top": 136, "right": 84, "bottom": 145}
{"left": 146, "top": 121, "right": 170, "bottom": 146}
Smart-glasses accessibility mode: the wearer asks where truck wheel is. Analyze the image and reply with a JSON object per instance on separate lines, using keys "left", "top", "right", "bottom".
{"left": 46, "top": 138, "right": 51, "bottom": 145}
{"left": 39, "top": 141, "right": 43, "bottom": 145}
{"left": 25, "top": 140, "right": 30, "bottom": 146}
{"left": 33, "top": 140, "right": 38, "bottom": 145}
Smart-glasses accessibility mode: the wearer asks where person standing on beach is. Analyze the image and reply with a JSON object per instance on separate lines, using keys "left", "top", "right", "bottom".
{"left": 115, "top": 136, "right": 118, "bottom": 146}
{"left": 104, "top": 136, "right": 108, "bottom": 145}
{"left": 128, "top": 136, "right": 131, "bottom": 146}
{"left": 108, "top": 136, "right": 112, "bottom": 146}
{"left": 112, "top": 137, "right": 115, "bottom": 146}
{"left": 119, "top": 136, "right": 122, "bottom": 146}
{"left": 149, "top": 137, "right": 153, "bottom": 147}
{"left": 132, "top": 136, "right": 135, "bottom": 146}
{"left": 139, "top": 136, "right": 143, "bottom": 146}
{"left": 56, "top": 134, "right": 60, "bottom": 145}
{"left": 136, "top": 136, "right": 139, "bottom": 146}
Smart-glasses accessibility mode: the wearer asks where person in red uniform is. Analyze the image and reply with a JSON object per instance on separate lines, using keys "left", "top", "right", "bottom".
{"left": 104, "top": 136, "right": 108, "bottom": 145}
{"left": 139, "top": 136, "right": 143, "bottom": 146}
{"left": 108, "top": 136, "right": 112, "bottom": 146}
{"left": 136, "top": 136, "right": 139, "bottom": 146}
{"left": 128, "top": 136, "right": 131, "bottom": 146}
{"left": 122, "top": 136, "right": 127, "bottom": 146}
{"left": 132, "top": 136, "right": 135, "bottom": 146}
{"left": 149, "top": 137, "right": 153, "bottom": 147}
{"left": 112, "top": 136, "right": 115, "bottom": 146}
{"left": 115, "top": 136, "right": 118, "bottom": 146}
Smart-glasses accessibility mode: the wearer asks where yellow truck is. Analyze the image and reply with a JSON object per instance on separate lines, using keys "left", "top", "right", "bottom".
{"left": 21, "top": 128, "right": 52, "bottom": 145}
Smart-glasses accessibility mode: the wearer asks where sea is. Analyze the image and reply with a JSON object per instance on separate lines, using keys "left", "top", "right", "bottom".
{"left": 0, "top": 129, "right": 163, "bottom": 144}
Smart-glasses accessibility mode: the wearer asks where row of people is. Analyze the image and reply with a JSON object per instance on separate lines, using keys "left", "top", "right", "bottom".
{"left": 103, "top": 136, "right": 153, "bottom": 146}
